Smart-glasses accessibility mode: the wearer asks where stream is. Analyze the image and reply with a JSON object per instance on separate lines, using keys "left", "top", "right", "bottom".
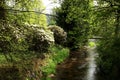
{"left": 83, "top": 46, "right": 98, "bottom": 80}
{"left": 55, "top": 39, "right": 99, "bottom": 80}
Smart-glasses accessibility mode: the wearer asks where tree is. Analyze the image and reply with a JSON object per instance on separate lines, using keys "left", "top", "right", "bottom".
{"left": 0, "top": 0, "right": 7, "bottom": 20}
{"left": 92, "top": 0, "right": 120, "bottom": 79}
{"left": 0, "top": 0, "right": 47, "bottom": 27}
{"left": 55, "top": 0, "right": 91, "bottom": 50}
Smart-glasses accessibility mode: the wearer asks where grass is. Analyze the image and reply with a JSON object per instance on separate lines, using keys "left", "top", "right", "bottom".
{"left": 41, "top": 45, "right": 69, "bottom": 79}
{"left": 0, "top": 45, "right": 69, "bottom": 80}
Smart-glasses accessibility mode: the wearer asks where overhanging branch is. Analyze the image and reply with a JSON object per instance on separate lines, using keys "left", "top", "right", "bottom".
{"left": 0, "top": 8, "right": 57, "bottom": 17}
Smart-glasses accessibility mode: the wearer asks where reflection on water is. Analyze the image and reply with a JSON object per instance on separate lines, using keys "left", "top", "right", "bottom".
{"left": 84, "top": 47, "right": 98, "bottom": 80}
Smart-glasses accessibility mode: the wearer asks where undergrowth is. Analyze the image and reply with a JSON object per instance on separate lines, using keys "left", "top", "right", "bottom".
{"left": 41, "top": 45, "right": 69, "bottom": 80}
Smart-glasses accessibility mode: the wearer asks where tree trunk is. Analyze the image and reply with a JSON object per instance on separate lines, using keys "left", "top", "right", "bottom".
{"left": 0, "top": 0, "right": 6, "bottom": 20}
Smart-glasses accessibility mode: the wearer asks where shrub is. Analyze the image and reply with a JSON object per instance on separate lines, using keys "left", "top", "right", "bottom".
{"left": 48, "top": 25, "right": 67, "bottom": 45}
{"left": 0, "top": 21, "right": 26, "bottom": 54}
{"left": 25, "top": 25, "right": 54, "bottom": 53}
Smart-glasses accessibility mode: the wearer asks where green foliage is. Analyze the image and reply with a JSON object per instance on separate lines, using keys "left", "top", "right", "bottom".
{"left": 55, "top": 0, "right": 90, "bottom": 50}
{"left": 0, "top": 0, "right": 70, "bottom": 80}
{"left": 93, "top": 0, "right": 120, "bottom": 78}
{"left": 0, "top": 0, "right": 48, "bottom": 54}
{"left": 0, "top": 17, "right": 54, "bottom": 79}
{"left": 0, "top": 22, "right": 55, "bottom": 79}
{"left": 48, "top": 25, "right": 67, "bottom": 45}
{"left": 0, "top": 0, "right": 47, "bottom": 27}
{"left": 0, "top": 54, "right": 7, "bottom": 64}
{"left": 97, "top": 39, "right": 120, "bottom": 77}
{"left": 88, "top": 41, "right": 96, "bottom": 47}
{"left": 0, "top": 52, "right": 44, "bottom": 80}
{"left": 0, "top": 4, "right": 49, "bottom": 79}
{"left": 41, "top": 45, "right": 69, "bottom": 78}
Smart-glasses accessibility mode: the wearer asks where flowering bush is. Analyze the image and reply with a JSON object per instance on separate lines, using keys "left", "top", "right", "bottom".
{"left": 26, "top": 25, "right": 54, "bottom": 53}
{"left": 48, "top": 25, "right": 67, "bottom": 45}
